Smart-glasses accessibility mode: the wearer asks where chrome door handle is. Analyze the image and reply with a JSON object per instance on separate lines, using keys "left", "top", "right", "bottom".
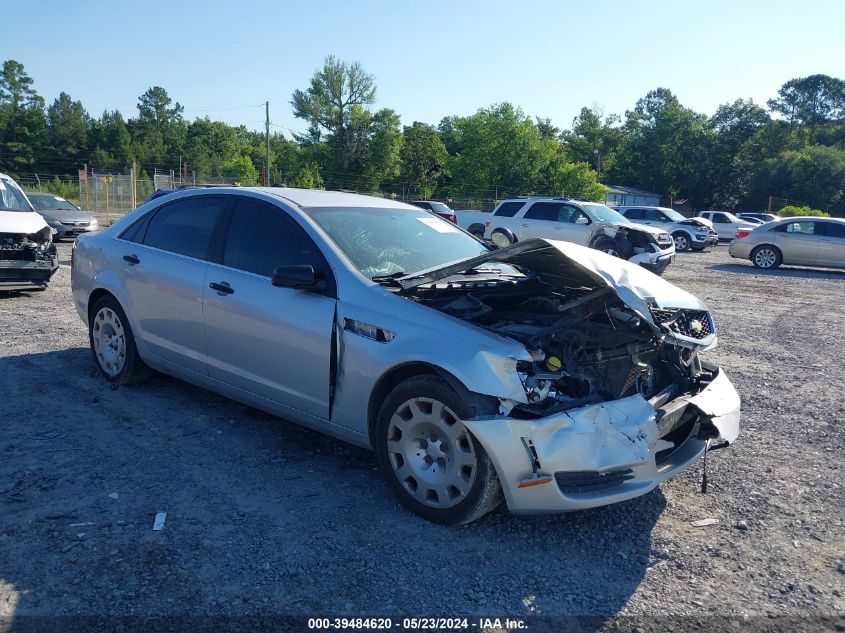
{"left": 209, "top": 282, "right": 234, "bottom": 295}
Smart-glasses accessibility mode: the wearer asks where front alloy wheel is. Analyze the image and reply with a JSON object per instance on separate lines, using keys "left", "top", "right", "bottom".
{"left": 387, "top": 397, "right": 478, "bottom": 509}
{"left": 375, "top": 375, "right": 501, "bottom": 525}
{"left": 673, "top": 233, "right": 690, "bottom": 252}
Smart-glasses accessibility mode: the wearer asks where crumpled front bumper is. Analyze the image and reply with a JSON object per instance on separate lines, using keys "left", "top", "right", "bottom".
{"left": 0, "top": 256, "right": 59, "bottom": 291}
{"left": 630, "top": 246, "right": 675, "bottom": 274}
{"left": 463, "top": 366, "right": 740, "bottom": 514}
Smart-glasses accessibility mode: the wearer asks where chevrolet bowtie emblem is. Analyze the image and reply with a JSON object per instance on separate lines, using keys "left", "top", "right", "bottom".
{"left": 690, "top": 319, "right": 703, "bottom": 333}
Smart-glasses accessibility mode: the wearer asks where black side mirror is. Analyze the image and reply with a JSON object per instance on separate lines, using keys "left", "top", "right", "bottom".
{"left": 271, "top": 265, "right": 327, "bottom": 293}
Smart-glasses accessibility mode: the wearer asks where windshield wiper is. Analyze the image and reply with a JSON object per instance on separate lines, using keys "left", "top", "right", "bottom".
{"left": 371, "top": 270, "right": 407, "bottom": 284}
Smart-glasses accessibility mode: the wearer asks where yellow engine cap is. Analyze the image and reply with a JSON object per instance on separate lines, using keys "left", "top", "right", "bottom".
{"left": 546, "top": 356, "right": 562, "bottom": 372}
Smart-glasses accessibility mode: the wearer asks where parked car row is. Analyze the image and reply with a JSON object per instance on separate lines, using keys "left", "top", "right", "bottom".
{"left": 463, "top": 197, "right": 676, "bottom": 274}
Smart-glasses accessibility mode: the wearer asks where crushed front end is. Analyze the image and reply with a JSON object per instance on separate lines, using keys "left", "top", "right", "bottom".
{"left": 0, "top": 227, "right": 59, "bottom": 290}
{"left": 401, "top": 239, "right": 740, "bottom": 513}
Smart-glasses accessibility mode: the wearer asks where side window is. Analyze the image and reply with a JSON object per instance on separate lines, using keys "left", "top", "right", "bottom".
{"left": 524, "top": 202, "right": 562, "bottom": 221}
{"left": 646, "top": 209, "right": 665, "bottom": 221}
{"left": 142, "top": 197, "right": 227, "bottom": 259}
{"left": 120, "top": 213, "right": 153, "bottom": 243}
{"left": 785, "top": 221, "right": 816, "bottom": 235}
{"left": 222, "top": 199, "right": 322, "bottom": 277}
{"left": 625, "top": 209, "right": 644, "bottom": 220}
{"left": 493, "top": 201, "right": 524, "bottom": 217}
{"left": 713, "top": 213, "right": 730, "bottom": 223}
{"left": 559, "top": 204, "right": 588, "bottom": 224}
{"left": 820, "top": 222, "right": 845, "bottom": 238}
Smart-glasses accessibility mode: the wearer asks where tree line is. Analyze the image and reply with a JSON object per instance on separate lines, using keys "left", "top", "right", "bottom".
{"left": 1, "top": 56, "right": 844, "bottom": 213}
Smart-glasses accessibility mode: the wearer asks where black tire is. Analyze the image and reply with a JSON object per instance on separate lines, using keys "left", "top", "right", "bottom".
{"left": 88, "top": 294, "right": 154, "bottom": 386}
{"left": 671, "top": 231, "right": 692, "bottom": 252}
{"left": 374, "top": 375, "right": 502, "bottom": 525}
{"left": 490, "top": 227, "right": 516, "bottom": 248}
{"left": 593, "top": 237, "right": 620, "bottom": 257}
{"left": 750, "top": 245, "right": 782, "bottom": 270}
{"left": 467, "top": 223, "right": 485, "bottom": 238}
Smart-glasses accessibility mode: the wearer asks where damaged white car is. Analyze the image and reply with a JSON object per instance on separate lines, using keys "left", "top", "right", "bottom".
{"left": 0, "top": 172, "right": 59, "bottom": 291}
{"left": 71, "top": 188, "right": 740, "bottom": 525}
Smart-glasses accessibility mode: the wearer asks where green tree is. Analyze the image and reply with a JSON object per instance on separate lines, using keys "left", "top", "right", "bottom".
{"left": 616, "top": 88, "right": 714, "bottom": 207}
{"left": 448, "top": 103, "right": 548, "bottom": 197}
{"left": 46, "top": 92, "right": 90, "bottom": 170}
{"left": 184, "top": 117, "right": 241, "bottom": 178}
{"left": 0, "top": 59, "right": 46, "bottom": 173}
{"left": 708, "top": 99, "right": 770, "bottom": 207}
{"left": 291, "top": 55, "right": 377, "bottom": 177}
{"left": 399, "top": 122, "right": 449, "bottom": 198}
{"left": 768, "top": 74, "right": 845, "bottom": 141}
{"left": 561, "top": 106, "right": 623, "bottom": 180}
{"left": 764, "top": 145, "right": 845, "bottom": 211}
{"left": 779, "top": 204, "right": 829, "bottom": 217}
{"left": 220, "top": 155, "right": 258, "bottom": 185}
{"left": 131, "top": 86, "right": 186, "bottom": 167}
{"left": 89, "top": 110, "right": 134, "bottom": 170}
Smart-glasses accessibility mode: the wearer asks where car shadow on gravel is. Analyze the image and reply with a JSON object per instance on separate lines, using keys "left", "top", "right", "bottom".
{"left": 0, "top": 348, "right": 664, "bottom": 619}
{"left": 710, "top": 262, "right": 845, "bottom": 279}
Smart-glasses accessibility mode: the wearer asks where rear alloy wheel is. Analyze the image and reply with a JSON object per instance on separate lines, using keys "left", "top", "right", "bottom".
{"left": 751, "top": 245, "right": 782, "bottom": 270}
{"left": 672, "top": 232, "right": 691, "bottom": 252}
{"left": 89, "top": 295, "right": 154, "bottom": 386}
{"left": 375, "top": 376, "right": 501, "bottom": 525}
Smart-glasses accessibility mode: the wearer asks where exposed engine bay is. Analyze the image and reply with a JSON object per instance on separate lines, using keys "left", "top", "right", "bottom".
{"left": 401, "top": 262, "right": 712, "bottom": 418}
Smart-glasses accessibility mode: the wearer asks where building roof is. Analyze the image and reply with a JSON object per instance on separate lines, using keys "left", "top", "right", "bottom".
{"left": 605, "top": 184, "right": 660, "bottom": 197}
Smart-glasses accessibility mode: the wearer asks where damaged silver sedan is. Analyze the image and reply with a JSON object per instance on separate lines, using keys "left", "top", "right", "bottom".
{"left": 71, "top": 188, "right": 740, "bottom": 524}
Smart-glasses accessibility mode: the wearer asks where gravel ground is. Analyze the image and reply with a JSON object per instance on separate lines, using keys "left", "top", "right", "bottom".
{"left": 1, "top": 242, "right": 844, "bottom": 622}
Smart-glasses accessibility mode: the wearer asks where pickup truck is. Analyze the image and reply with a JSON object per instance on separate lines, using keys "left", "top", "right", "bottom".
{"left": 696, "top": 210, "right": 757, "bottom": 241}
{"left": 480, "top": 197, "right": 676, "bottom": 274}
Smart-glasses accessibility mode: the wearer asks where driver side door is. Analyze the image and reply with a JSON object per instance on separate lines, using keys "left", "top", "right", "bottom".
{"left": 202, "top": 197, "right": 337, "bottom": 419}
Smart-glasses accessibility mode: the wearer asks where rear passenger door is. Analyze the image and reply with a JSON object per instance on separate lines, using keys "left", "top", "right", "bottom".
{"left": 203, "top": 197, "right": 337, "bottom": 419}
{"left": 118, "top": 195, "right": 229, "bottom": 374}
{"left": 774, "top": 221, "right": 820, "bottom": 265}
{"left": 817, "top": 222, "right": 845, "bottom": 267}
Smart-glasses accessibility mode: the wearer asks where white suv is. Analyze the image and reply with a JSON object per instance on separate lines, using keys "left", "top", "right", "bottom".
{"left": 484, "top": 197, "right": 675, "bottom": 274}
{"left": 616, "top": 206, "right": 718, "bottom": 252}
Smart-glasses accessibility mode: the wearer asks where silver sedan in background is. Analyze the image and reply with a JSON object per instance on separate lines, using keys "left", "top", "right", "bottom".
{"left": 71, "top": 188, "right": 740, "bottom": 524}
{"left": 729, "top": 216, "right": 845, "bottom": 270}
{"left": 27, "top": 192, "right": 98, "bottom": 240}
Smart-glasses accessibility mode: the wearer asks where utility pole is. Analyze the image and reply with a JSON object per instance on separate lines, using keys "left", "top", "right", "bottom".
{"left": 265, "top": 101, "right": 271, "bottom": 186}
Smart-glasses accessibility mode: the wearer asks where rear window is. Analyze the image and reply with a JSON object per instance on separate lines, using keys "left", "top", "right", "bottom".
{"left": 493, "top": 201, "right": 524, "bottom": 217}
{"left": 141, "top": 197, "right": 227, "bottom": 259}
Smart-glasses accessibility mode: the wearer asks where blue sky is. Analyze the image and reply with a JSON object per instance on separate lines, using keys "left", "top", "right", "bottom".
{"left": 5, "top": 0, "right": 845, "bottom": 135}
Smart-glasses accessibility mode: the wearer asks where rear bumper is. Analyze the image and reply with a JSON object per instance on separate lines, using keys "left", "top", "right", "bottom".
{"left": 0, "top": 257, "right": 59, "bottom": 290}
{"left": 464, "top": 365, "right": 740, "bottom": 514}
{"left": 728, "top": 240, "right": 753, "bottom": 259}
